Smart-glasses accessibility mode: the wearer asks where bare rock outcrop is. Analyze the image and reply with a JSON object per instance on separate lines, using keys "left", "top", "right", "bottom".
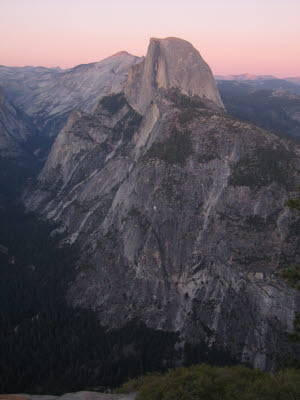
{"left": 0, "top": 53, "right": 141, "bottom": 138}
{"left": 24, "top": 38, "right": 300, "bottom": 371}
{"left": 3, "top": 393, "right": 135, "bottom": 400}
{"left": 125, "top": 37, "right": 224, "bottom": 115}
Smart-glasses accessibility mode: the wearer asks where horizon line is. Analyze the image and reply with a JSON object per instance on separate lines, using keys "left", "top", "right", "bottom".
{"left": 0, "top": 61, "right": 298, "bottom": 80}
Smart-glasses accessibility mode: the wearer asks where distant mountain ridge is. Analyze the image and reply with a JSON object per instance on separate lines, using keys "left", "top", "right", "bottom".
{"left": 285, "top": 77, "right": 300, "bottom": 85}
{"left": 0, "top": 52, "right": 141, "bottom": 138}
{"left": 215, "top": 73, "right": 300, "bottom": 84}
{"left": 215, "top": 73, "right": 277, "bottom": 81}
{"left": 217, "top": 80, "right": 300, "bottom": 140}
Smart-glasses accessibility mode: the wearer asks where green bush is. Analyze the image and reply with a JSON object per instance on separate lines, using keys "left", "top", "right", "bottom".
{"left": 286, "top": 186, "right": 300, "bottom": 214}
{"left": 280, "top": 265, "right": 300, "bottom": 290}
{"left": 117, "top": 364, "right": 300, "bottom": 400}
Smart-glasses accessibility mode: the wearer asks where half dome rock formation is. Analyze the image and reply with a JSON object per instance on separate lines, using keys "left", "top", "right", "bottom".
{"left": 24, "top": 38, "right": 300, "bottom": 370}
{"left": 125, "top": 37, "right": 224, "bottom": 115}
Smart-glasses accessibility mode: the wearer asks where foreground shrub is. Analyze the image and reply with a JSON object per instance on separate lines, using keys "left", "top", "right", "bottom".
{"left": 116, "top": 364, "right": 300, "bottom": 400}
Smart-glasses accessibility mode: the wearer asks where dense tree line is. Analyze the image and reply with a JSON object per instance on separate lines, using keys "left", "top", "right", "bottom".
{"left": 0, "top": 204, "right": 235, "bottom": 394}
{"left": 0, "top": 202, "right": 182, "bottom": 394}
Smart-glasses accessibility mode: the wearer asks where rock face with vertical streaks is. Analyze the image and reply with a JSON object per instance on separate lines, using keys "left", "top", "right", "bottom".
{"left": 125, "top": 37, "right": 224, "bottom": 115}
{"left": 0, "top": 86, "right": 37, "bottom": 157}
{"left": 24, "top": 37, "right": 300, "bottom": 371}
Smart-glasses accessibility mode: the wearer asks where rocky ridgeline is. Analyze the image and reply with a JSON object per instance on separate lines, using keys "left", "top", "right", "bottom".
{"left": 24, "top": 37, "right": 300, "bottom": 370}
{"left": 0, "top": 53, "right": 141, "bottom": 138}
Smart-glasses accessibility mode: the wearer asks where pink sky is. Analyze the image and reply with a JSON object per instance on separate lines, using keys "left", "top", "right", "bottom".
{"left": 1, "top": 0, "right": 300, "bottom": 77}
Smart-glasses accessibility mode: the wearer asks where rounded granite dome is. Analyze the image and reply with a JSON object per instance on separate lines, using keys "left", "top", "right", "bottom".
{"left": 125, "top": 36, "right": 224, "bottom": 114}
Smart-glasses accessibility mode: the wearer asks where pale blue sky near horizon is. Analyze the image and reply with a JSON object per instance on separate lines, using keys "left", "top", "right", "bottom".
{"left": 0, "top": 0, "right": 299, "bottom": 76}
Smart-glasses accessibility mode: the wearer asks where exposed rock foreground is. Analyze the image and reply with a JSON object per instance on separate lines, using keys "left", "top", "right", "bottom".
{"left": 0, "top": 393, "right": 135, "bottom": 400}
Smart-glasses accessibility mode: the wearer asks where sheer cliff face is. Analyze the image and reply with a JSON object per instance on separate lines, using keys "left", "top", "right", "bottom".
{"left": 125, "top": 37, "right": 224, "bottom": 115}
{"left": 25, "top": 38, "right": 300, "bottom": 370}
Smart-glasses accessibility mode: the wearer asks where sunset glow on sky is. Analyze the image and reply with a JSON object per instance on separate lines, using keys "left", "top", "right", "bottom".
{"left": 1, "top": 0, "right": 299, "bottom": 77}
